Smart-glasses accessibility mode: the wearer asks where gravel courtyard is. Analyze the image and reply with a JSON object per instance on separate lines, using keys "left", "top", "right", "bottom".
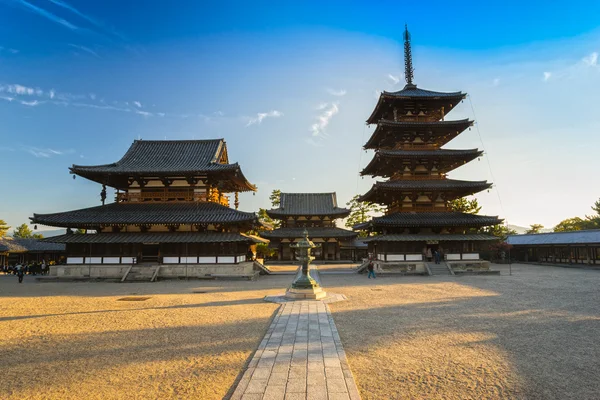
{"left": 323, "top": 264, "right": 600, "bottom": 400}
{"left": 0, "top": 276, "right": 289, "bottom": 400}
{"left": 1, "top": 264, "right": 599, "bottom": 399}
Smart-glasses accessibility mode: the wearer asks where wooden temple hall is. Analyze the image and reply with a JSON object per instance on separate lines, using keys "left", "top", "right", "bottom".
{"left": 355, "top": 26, "right": 501, "bottom": 269}
{"left": 260, "top": 193, "right": 358, "bottom": 261}
{"left": 31, "top": 139, "right": 264, "bottom": 277}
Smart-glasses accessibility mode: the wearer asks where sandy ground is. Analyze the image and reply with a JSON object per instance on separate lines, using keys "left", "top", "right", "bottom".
{"left": 323, "top": 264, "right": 600, "bottom": 400}
{"left": 0, "top": 275, "right": 292, "bottom": 400}
{"left": 2, "top": 264, "right": 599, "bottom": 399}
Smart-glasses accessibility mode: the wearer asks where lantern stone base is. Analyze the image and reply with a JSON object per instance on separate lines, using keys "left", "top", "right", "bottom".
{"left": 285, "top": 286, "right": 327, "bottom": 300}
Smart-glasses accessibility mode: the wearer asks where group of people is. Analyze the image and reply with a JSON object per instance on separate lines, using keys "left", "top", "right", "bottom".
{"left": 2, "top": 260, "right": 50, "bottom": 283}
{"left": 424, "top": 248, "right": 443, "bottom": 264}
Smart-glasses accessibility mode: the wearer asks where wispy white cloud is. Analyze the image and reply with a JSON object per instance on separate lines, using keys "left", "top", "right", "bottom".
{"left": 68, "top": 43, "right": 100, "bottom": 58}
{"left": 316, "top": 102, "right": 328, "bottom": 110}
{"left": 0, "top": 95, "right": 15, "bottom": 102}
{"left": 22, "top": 146, "right": 74, "bottom": 158}
{"left": 47, "top": 0, "right": 129, "bottom": 42}
{"left": 20, "top": 100, "right": 42, "bottom": 106}
{"left": 582, "top": 51, "right": 598, "bottom": 67}
{"left": 133, "top": 101, "right": 142, "bottom": 108}
{"left": 135, "top": 110, "right": 152, "bottom": 117}
{"left": 387, "top": 74, "right": 401, "bottom": 85}
{"left": 543, "top": 71, "right": 552, "bottom": 82}
{"left": 310, "top": 102, "right": 339, "bottom": 138}
{"left": 326, "top": 88, "right": 347, "bottom": 97}
{"left": 246, "top": 110, "right": 283, "bottom": 126}
{"left": 15, "top": 0, "right": 78, "bottom": 30}
{"left": 0, "top": 46, "right": 19, "bottom": 54}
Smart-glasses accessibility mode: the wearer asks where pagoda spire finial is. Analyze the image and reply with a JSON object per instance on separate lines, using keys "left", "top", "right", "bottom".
{"left": 403, "top": 24, "right": 415, "bottom": 87}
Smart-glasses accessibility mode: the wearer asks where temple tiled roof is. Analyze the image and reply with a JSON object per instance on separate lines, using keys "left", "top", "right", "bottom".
{"left": 30, "top": 202, "right": 257, "bottom": 228}
{"left": 367, "top": 85, "right": 466, "bottom": 125}
{"left": 260, "top": 227, "right": 357, "bottom": 239}
{"left": 359, "top": 179, "right": 492, "bottom": 203}
{"left": 507, "top": 230, "right": 600, "bottom": 246}
{"left": 354, "top": 212, "right": 502, "bottom": 230}
{"left": 42, "top": 232, "right": 258, "bottom": 244}
{"left": 70, "top": 139, "right": 256, "bottom": 191}
{"left": 362, "top": 233, "right": 497, "bottom": 242}
{"left": 361, "top": 149, "right": 482, "bottom": 176}
{"left": 267, "top": 193, "right": 350, "bottom": 218}
{"left": 364, "top": 119, "right": 473, "bottom": 149}
{"left": 0, "top": 238, "right": 65, "bottom": 253}
{"left": 382, "top": 86, "right": 465, "bottom": 99}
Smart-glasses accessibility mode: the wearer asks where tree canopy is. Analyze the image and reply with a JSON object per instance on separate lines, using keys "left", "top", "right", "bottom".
{"left": 0, "top": 220, "right": 10, "bottom": 238}
{"left": 345, "top": 195, "right": 383, "bottom": 236}
{"left": 269, "top": 189, "right": 281, "bottom": 208}
{"left": 553, "top": 217, "right": 585, "bottom": 232}
{"left": 257, "top": 208, "right": 280, "bottom": 229}
{"left": 525, "top": 224, "right": 544, "bottom": 234}
{"left": 448, "top": 197, "right": 481, "bottom": 214}
{"left": 480, "top": 224, "right": 517, "bottom": 242}
{"left": 552, "top": 197, "right": 600, "bottom": 232}
{"left": 12, "top": 223, "right": 43, "bottom": 239}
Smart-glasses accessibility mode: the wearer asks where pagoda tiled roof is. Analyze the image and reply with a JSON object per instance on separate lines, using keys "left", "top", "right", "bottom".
{"left": 42, "top": 232, "right": 258, "bottom": 244}
{"left": 364, "top": 119, "right": 473, "bottom": 149}
{"left": 361, "top": 149, "right": 482, "bottom": 176}
{"left": 70, "top": 139, "right": 256, "bottom": 191}
{"left": 382, "top": 86, "right": 465, "bottom": 99}
{"left": 30, "top": 202, "right": 257, "bottom": 228}
{"left": 260, "top": 227, "right": 357, "bottom": 240}
{"left": 267, "top": 193, "right": 350, "bottom": 218}
{"left": 362, "top": 233, "right": 498, "bottom": 242}
{"left": 353, "top": 212, "right": 502, "bottom": 230}
{"left": 0, "top": 238, "right": 65, "bottom": 253}
{"left": 367, "top": 85, "right": 466, "bottom": 125}
{"left": 359, "top": 179, "right": 492, "bottom": 203}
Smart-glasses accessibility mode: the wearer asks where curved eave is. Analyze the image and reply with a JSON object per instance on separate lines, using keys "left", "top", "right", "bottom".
{"left": 360, "top": 149, "right": 483, "bottom": 176}
{"left": 265, "top": 209, "right": 351, "bottom": 219}
{"left": 260, "top": 228, "right": 357, "bottom": 240}
{"left": 364, "top": 119, "right": 473, "bottom": 150}
{"left": 353, "top": 213, "right": 503, "bottom": 230}
{"left": 358, "top": 180, "right": 492, "bottom": 203}
{"left": 362, "top": 233, "right": 499, "bottom": 242}
{"left": 69, "top": 163, "right": 256, "bottom": 192}
{"left": 30, "top": 202, "right": 258, "bottom": 229}
{"left": 366, "top": 91, "right": 466, "bottom": 125}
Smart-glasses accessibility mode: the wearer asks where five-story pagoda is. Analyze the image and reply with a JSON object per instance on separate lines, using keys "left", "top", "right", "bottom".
{"left": 356, "top": 26, "right": 502, "bottom": 270}
{"left": 31, "top": 139, "right": 263, "bottom": 278}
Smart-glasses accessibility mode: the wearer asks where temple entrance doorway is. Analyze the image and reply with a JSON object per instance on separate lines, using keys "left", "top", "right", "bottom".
{"left": 142, "top": 244, "right": 159, "bottom": 263}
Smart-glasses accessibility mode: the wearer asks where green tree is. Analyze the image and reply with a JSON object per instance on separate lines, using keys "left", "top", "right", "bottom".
{"left": 255, "top": 243, "right": 276, "bottom": 259}
{"left": 75, "top": 228, "right": 87, "bottom": 234}
{"left": 448, "top": 197, "right": 481, "bottom": 214}
{"left": 480, "top": 224, "right": 517, "bottom": 241}
{"left": 269, "top": 189, "right": 281, "bottom": 207}
{"left": 553, "top": 217, "right": 585, "bottom": 232}
{"left": 13, "top": 223, "right": 42, "bottom": 239}
{"left": 0, "top": 220, "right": 10, "bottom": 238}
{"left": 257, "top": 208, "right": 280, "bottom": 229}
{"left": 583, "top": 198, "right": 600, "bottom": 229}
{"left": 525, "top": 224, "right": 544, "bottom": 234}
{"left": 345, "top": 195, "right": 384, "bottom": 236}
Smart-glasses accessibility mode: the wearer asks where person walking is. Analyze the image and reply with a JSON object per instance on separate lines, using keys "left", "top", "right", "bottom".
{"left": 16, "top": 265, "right": 24, "bottom": 283}
{"left": 367, "top": 260, "right": 376, "bottom": 279}
{"left": 426, "top": 248, "right": 433, "bottom": 262}
{"left": 434, "top": 250, "right": 441, "bottom": 264}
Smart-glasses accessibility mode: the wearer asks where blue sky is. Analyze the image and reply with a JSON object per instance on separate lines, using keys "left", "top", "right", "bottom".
{"left": 1, "top": 0, "right": 600, "bottom": 233}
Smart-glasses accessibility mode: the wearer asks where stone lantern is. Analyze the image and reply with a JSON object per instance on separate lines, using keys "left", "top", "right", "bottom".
{"left": 285, "top": 229, "right": 327, "bottom": 300}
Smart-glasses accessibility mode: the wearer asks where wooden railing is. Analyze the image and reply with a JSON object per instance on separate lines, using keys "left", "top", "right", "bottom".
{"left": 117, "top": 191, "right": 202, "bottom": 202}
{"left": 390, "top": 175, "right": 445, "bottom": 180}
{"left": 388, "top": 204, "right": 449, "bottom": 213}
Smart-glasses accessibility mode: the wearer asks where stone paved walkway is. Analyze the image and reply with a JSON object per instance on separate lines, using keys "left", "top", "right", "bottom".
{"left": 230, "top": 299, "right": 360, "bottom": 400}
